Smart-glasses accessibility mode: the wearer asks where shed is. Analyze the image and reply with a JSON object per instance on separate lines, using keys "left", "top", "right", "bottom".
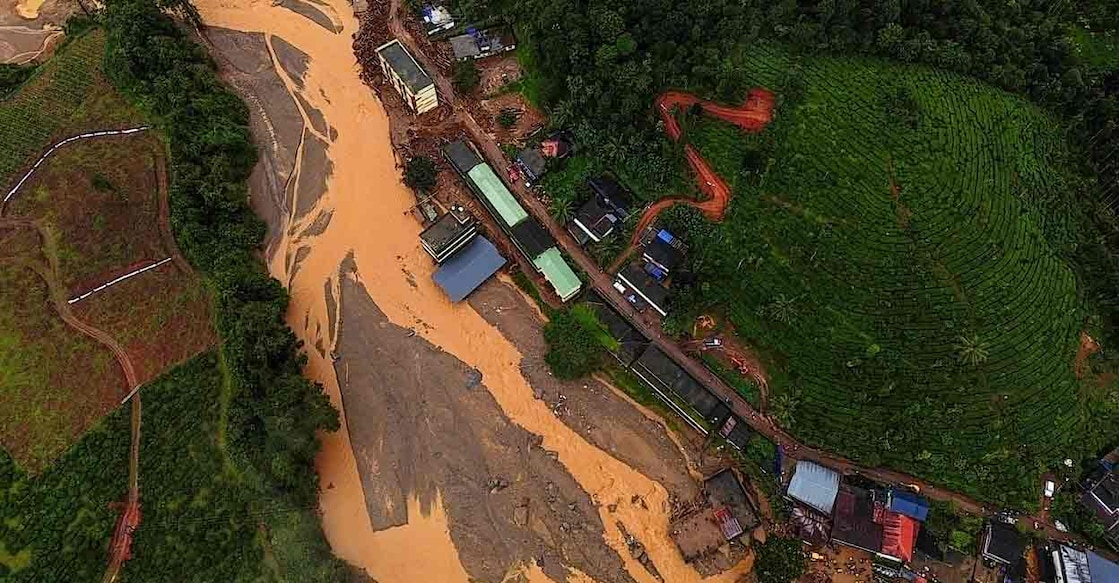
{"left": 432, "top": 236, "right": 505, "bottom": 302}
{"left": 787, "top": 461, "right": 840, "bottom": 515}
{"left": 467, "top": 163, "right": 528, "bottom": 227}
{"left": 880, "top": 511, "right": 919, "bottom": 563}
{"left": 449, "top": 28, "right": 516, "bottom": 61}
{"left": 644, "top": 236, "right": 684, "bottom": 273}
{"left": 532, "top": 247, "right": 581, "bottom": 302}
{"left": 632, "top": 345, "right": 727, "bottom": 422}
{"left": 832, "top": 485, "right": 882, "bottom": 553}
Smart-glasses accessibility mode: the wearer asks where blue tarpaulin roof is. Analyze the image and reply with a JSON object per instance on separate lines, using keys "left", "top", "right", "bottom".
{"left": 888, "top": 490, "right": 930, "bottom": 522}
{"left": 787, "top": 461, "right": 840, "bottom": 515}
{"left": 432, "top": 236, "right": 505, "bottom": 302}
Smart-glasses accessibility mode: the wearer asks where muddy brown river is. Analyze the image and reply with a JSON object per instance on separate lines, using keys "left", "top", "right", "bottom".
{"left": 191, "top": 1, "right": 751, "bottom": 581}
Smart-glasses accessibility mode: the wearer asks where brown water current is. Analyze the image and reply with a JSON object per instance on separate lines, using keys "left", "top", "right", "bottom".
{"left": 192, "top": 1, "right": 750, "bottom": 581}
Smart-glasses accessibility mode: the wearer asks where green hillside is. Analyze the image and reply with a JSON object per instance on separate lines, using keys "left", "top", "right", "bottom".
{"left": 672, "top": 46, "right": 1113, "bottom": 505}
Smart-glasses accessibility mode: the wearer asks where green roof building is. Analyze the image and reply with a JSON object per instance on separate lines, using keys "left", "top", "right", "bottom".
{"left": 467, "top": 164, "right": 528, "bottom": 228}
{"left": 533, "top": 248, "right": 581, "bottom": 302}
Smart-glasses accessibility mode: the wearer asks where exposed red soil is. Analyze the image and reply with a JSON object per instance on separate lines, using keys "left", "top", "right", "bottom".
{"left": 1075, "top": 330, "right": 1100, "bottom": 379}
{"left": 629, "top": 88, "right": 775, "bottom": 248}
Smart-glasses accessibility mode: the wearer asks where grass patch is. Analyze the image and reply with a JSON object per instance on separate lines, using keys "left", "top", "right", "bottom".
{"left": 674, "top": 44, "right": 1113, "bottom": 506}
{"left": 1070, "top": 27, "right": 1119, "bottom": 72}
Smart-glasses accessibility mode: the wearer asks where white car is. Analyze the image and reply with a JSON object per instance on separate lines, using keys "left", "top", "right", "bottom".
{"left": 1044, "top": 480, "right": 1056, "bottom": 498}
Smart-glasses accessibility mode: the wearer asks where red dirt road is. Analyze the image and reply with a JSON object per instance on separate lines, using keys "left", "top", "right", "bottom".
{"left": 630, "top": 89, "right": 775, "bottom": 246}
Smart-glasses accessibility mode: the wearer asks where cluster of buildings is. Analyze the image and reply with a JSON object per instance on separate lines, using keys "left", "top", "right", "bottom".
{"left": 443, "top": 140, "right": 581, "bottom": 302}
{"left": 783, "top": 456, "right": 1119, "bottom": 583}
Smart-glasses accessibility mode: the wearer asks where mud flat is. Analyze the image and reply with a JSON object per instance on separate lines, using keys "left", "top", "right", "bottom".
{"left": 192, "top": 0, "right": 753, "bottom": 581}
{"left": 0, "top": 0, "right": 73, "bottom": 65}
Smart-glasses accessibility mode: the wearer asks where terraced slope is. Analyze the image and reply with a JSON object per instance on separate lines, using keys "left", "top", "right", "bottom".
{"left": 676, "top": 45, "right": 1109, "bottom": 505}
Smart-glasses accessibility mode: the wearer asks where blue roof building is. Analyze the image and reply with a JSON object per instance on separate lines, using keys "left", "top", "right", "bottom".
{"left": 432, "top": 236, "right": 506, "bottom": 302}
{"left": 887, "top": 490, "right": 930, "bottom": 522}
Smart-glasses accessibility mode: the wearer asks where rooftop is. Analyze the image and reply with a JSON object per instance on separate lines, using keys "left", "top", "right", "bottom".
{"left": 887, "top": 490, "right": 930, "bottom": 522}
{"left": 632, "top": 345, "right": 728, "bottom": 421}
{"left": 516, "top": 147, "right": 547, "bottom": 180}
{"left": 532, "top": 247, "right": 581, "bottom": 302}
{"left": 588, "top": 175, "right": 631, "bottom": 218}
{"left": 880, "top": 511, "right": 918, "bottom": 562}
{"left": 420, "top": 211, "right": 477, "bottom": 263}
{"left": 432, "top": 236, "right": 506, "bottom": 302}
{"left": 787, "top": 460, "right": 840, "bottom": 515}
{"left": 705, "top": 469, "right": 759, "bottom": 537}
{"left": 449, "top": 28, "right": 516, "bottom": 61}
{"left": 982, "top": 521, "right": 1025, "bottom": 565}
{"left": 510, "top": 218, "right": 554, "bottom": 260}
{"left": 376, "top": 40, "right": 434, "bottom": 94}
{"left": 644, "top": 236, "right": 684, "bottom": 272}
{"left": 444, "top": 140, "right": 482, "bottom": 175}
{"left": 570, "top": 196, "right": 620, "bottom": 243}
{"left": 467, "top": 163, "right": 529, "bottom": 227}
{"left": 832, "top": 485, "right": 882, "bottom": 553}
{"left": 616, "top": 261, "right": 670, "bottom": 316}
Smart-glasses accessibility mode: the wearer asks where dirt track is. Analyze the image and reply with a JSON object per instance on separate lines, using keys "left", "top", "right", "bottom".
{"left": 628, "top": 89, "right": 775, "bottom": 247}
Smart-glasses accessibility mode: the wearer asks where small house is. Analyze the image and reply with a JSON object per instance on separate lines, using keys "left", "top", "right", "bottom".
{"left": 981, "top": 521, "right": 1025, "bottom": 566}
{"left": 568, "top": 178, "right": 631, "bottom": 245}
{"left": 375, "top": 39, "right": 439, "bottom": 115}
{"left": 449, "top": 28, "right": 516, "bottom": 61}
{"left": 615, "top": 261, "right": 670, "bottom": 316}
{"left": 421, "top": 5, "right": 455, "bottom": 35}
{"left": 644, "top": 230, "right": 685, "bottom": 274}
{"left": 515, "top": 147, "right": 547, "bottom": 186}
{"left": 1081, "top": 458, "right": 1119, "bottom": 548}
{"left": 420, "top": 209, "right": 478, "bottom": 264}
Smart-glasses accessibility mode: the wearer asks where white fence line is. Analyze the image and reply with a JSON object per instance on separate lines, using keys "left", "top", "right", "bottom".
{"left": 4, "top": 126, "right": 151, "bottom": 204}
{"left": 68, "top": 257, "right": 172, "bottom": 305}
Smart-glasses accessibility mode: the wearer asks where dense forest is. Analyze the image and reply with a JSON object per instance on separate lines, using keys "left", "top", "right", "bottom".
{"left": 456, "top": 0, "right": 1119, "bottom": 507}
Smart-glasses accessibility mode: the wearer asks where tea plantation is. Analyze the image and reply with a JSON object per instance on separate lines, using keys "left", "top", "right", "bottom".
{"left": 672, "top": 45, "right": 1114, "bottom": 506}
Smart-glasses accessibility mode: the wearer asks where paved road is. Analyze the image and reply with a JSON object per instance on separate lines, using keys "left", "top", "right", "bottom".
{"left": 383, "top": 1, "right": 1115, "bottom": 555}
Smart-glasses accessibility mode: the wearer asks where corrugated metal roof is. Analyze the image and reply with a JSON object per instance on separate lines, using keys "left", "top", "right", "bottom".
{"left": 444, "top": 140, "right": 481, "bottom": 174}
{"left": 467, "top": 163, "right": 528, "bottom": 227}
{"left": 787, "top": 461, "right": 840, "bottom": 515}
{"left": 532, "top": 247, "right": 581, "bottom": 301}
{"left": 432, "top": 236, "right": 505, "bottom": 302}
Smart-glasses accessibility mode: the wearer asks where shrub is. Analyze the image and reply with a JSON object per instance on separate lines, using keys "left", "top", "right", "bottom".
{"left": 543, "top": 305, "right": 606, "bottom": 379}
{"left": 452, "top": 60, "right": 480, "bottom": 93}
{"left": 404, "top": 155, "right": 437, "bottom": 193}
{"left": 755, "top": 536, "right": 807, "bottom": 583}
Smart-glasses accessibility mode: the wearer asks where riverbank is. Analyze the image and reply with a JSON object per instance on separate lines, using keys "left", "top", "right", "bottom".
{"left": 190, "top": 0, "right": 752, "bottom": 580}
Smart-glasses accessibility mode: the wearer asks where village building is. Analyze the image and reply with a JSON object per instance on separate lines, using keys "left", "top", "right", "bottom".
{"left": 830, "top": 485, "right": 920, "bottom": 564}
{"left": 981, "top": 520, "right": 1025, "bottom": 567}
{"left": 632, "top": 345, "right": 731, "bottom": 430}
{"left": 615, "top": 261, "right": 670, "bottom": 316}
{"left": 442, "top": 140, "right": 583, "bottom": 302}
{"left": 1081, "top": 452, "right": 1119, "bottom": 549}
{"left": 449, "top": 28, "right": 517, "bottom": 61}
{"left": 515, "top": 133, "right": 573, "bottom": 186}
{"left": 432, "top": 236, "right": 506, "bottom": 302}
{"left": 644, "top": 231, "right": 685, "bottom": 274}
{"left": 420, "top": 208, "right": 478, "bottom": 263}
{"left": 582, "top": 291, "right": 649, "bottom": 365}
{"left": 886, "top": 489, "right": 930, "bottom": 522}
{"left": 375, "top": 39, "right": 439, "bottom": 115}
{"left": 420, "top": 5, "right": 455, "bottom": 35}
{"left": 1047, "top": 542, "right": 1119, "bottom": 583}
{"left": 787, "top": 460, "right": 841, "bottom": 516}
{"left": 568, "top": 178, "right": 631, "bottom": 245}
{"left": 672, "top": 469, "right": 760, "bottom": 562}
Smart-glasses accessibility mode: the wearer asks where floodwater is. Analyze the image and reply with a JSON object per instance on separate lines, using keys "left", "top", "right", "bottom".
{"left": 191, "top": 1, "right": 750, "bottom": 581}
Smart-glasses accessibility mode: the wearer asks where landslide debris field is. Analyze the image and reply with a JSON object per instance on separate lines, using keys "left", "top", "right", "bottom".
{"left": 0, "top": 31, "right": 214, "bottom": 471}
{"left": 669, "top": 44, "right": 1112, "bottom": 504}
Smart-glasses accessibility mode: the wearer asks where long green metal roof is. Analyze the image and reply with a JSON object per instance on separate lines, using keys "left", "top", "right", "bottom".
{"left": 533, "top": 247, "right": 581, "bottom": 302}
{"left": 467, "top": 164, "right": 528, "bottom": 227}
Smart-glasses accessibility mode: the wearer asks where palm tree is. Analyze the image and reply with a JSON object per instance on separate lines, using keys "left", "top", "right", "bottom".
{"left": 954, "top": 334, "right": 990, "bottom": 366}
{"left": 551, "top": 197, "right": 573, "bottom": 223}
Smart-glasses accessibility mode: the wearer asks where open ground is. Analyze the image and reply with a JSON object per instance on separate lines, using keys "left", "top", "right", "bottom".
{"left": 0, "top": 31, "right": 215, "bottom": 471}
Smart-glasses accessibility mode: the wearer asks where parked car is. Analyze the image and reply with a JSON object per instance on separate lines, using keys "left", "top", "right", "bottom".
{"left": 1044, "top": 480, "right": 1056, "bottom": 498}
